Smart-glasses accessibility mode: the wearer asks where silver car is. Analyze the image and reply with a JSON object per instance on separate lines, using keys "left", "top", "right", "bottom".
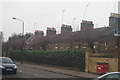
{"left": 95, "top": 72, "right": 120, "bottom": 80}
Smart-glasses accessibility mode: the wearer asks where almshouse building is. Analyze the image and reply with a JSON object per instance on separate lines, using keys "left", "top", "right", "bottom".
{"left": 8, "top": 13, "right": 120, "bottom": 57}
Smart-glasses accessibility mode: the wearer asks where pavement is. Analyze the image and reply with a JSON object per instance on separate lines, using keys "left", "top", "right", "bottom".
{"left": 15, "top": 61, "right": 99, "bottom": 78}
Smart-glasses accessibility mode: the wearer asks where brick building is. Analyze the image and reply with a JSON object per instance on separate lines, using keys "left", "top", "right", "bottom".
{"left": 61, "top": 24, "right": 72, "bottom": 34}
{"left": 35, "top": 30, "right": 44, "bottom": 37}
{"left": 46, "top": 27, "right": 56, "bottom": 36}
{"left": 109, "top": 13, "right": 120, "bottom": 28}
{"left": 45, "top": 13, "right": 119, "bottom": 56}
{"left": 9, "top": 13, "right": 120, "bottom": 55}
{"left": 81, "top": 20, "right": 94, "bottom": 31}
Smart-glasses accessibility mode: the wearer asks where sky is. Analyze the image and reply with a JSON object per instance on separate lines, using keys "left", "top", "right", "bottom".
{"left": 0, "top": 0, "right": 119, "bottom": 41}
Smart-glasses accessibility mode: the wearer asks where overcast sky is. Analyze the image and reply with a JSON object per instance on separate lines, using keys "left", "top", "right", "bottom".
{"left": 0, "top": 0, "right": 119, "bottom": 41}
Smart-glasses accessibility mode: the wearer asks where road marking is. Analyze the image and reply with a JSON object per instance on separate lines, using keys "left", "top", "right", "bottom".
{"left": 18, "top": 69, "right": 39, "bottom": 77}
{"left": 34, "top": 74, "right": 39, "bottom": 77}
{"left": 19, "top": 70, "right": 23, "bottom": 72}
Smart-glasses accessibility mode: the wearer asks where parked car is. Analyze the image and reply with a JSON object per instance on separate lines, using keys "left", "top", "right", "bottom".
{"left": 95, "top": 72, "right": 120, "bottom": 80}
{"left": 0, "top": 57, "right": 17, "bottom": 74}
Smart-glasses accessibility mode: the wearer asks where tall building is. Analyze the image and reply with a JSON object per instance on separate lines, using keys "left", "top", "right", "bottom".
{"left": 80, "top": 20, "right": 94, "bottom": 42}
{"left": 0, "top": 32, "right": 3, "bottom": 56}
{"left": 109, "top": 13, "right": 120, "bottom": 36}
{"left": 35, "top": 30, "right": 44, "bottom": 37}
{"left": 46, "top": 27, "right": 56, "bottom": 36}
{"left": 109, "top": 13, "right": 120, "bottom": 28}
{"left": 61, "top": 24, "right": 72, "bottom": 34}
{"left": 81, "top": 20, "right": 94, "bottom": 31}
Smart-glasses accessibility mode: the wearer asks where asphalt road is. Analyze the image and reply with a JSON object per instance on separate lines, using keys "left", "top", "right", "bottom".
{"left": 2, "top": 64, "right": 79, "bottom": 78}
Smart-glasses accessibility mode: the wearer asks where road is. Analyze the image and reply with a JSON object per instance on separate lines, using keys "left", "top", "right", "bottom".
{"left": 1, "top": 64, "right": 95, "bottom": 80}
{"left": 2, "top": 64, "right": 79, "bottom": 79}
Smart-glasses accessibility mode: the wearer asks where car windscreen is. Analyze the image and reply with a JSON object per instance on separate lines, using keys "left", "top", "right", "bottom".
{"left": 0, "top": 58, "right": 14, "bottom": 64}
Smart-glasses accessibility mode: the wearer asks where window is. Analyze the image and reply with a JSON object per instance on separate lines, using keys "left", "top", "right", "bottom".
{"left": 101, "top": 73, "right": 120, "bottom": 80}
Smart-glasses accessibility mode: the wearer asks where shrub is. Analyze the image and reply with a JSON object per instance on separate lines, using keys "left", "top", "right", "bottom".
{"left": 9, "top": 50, "right": 85, "bottom": 71}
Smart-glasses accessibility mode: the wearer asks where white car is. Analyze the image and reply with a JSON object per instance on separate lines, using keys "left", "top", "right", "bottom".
{"left": 95, "top": 72, "right": 120, "bottom": 80}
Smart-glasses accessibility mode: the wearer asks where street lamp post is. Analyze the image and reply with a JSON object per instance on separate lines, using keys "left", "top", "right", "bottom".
{"left": 73, "top": 18, "right": 76, "bottom": 31}
{"left": 12, "top": 17, "right": 24, "bottom": 65}
{"left": 62, "top": 10, "right": 65, "bottom": 25}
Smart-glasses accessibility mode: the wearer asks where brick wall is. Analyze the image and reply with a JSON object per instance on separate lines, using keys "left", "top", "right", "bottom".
{"left": 85, "top": 51, "right": 118, "bottom": 73}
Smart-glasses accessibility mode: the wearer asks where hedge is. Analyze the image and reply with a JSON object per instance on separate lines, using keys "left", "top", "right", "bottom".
{"left": 9, "top": 50, "right": 85, "bottom": 71}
